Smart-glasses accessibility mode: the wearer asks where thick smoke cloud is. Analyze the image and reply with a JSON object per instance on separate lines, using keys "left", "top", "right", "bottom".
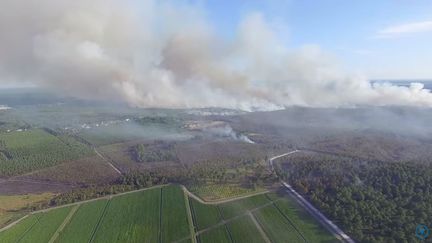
{"left": 1, "top": 0, "right": 432, "bottom": 111}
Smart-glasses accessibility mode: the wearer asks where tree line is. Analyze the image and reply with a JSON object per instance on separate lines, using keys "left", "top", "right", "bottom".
{"left": 276, "top": 154, "right": 432, "bottom": 243}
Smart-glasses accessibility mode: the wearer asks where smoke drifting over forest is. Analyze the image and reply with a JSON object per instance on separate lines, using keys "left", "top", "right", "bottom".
{"left": 1, "top": 0, "right": 432, "bottom": 111}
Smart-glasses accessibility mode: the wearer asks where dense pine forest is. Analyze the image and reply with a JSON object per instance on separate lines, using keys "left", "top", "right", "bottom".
{"left": 276, "top": 153, "right": 432, "bottom": 243}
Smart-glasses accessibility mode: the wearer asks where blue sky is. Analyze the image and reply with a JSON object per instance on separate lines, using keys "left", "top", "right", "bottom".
{"left": 196, "top": 0, "right": 432, "bottom": 79}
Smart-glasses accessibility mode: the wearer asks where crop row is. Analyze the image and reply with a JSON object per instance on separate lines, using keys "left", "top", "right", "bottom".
{"left": 0, "top": 186, "right": 192, "bottom": 243}
{"left": 0, "top": 186, "right": 336, "bottom": 243}
{"left": 193, "top": 192, "right": 337, "bottom": 243}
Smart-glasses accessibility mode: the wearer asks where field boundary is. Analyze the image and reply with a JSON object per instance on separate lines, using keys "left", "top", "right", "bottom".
{"left": 158, "top": 187, "right": 163, "bottom": 243}
{"left": 1, "top": 183, "right": 339, "bottom": 243}
{"left": 272, "top": 202, "right": 308, "bottom": 242}
{"left": 15, "top": 214, "right": 41, "bottom": 243}
{"left": 217, "top": 206, "right": 234, "bottom": 243}
{"left": 48, "top": 204, "right": 80, "bottom": 243}
{"left": 183, "top": 189, "right": 197, "bottom": 243}
{"left": 0, "top": 214, "right": 29, "bottom": 233}
{"left": 88, "top": 199, "right": 111, "bottom": 243}
{"left": 3, "top": 183, "right": 280, "bottom": 237}
{"left": 248, "top": 212, "right": 271, "bottom": 243}
{"left": 2, "top": 183, "right": 268, "bottom": 232}
{"left": 223, "top": 222, "right": 234, "bottom": 243}
{"left": 182, "top": 185, "right": 271, "bottom": 205}
{"left": 195, "top": 199, "right": 281, "bottom": 237}
{"left": 188, "top": 197, "right": 198, "bottom": 232}
{"left": 0, "top": 184, "right": 168, "bottom": 231}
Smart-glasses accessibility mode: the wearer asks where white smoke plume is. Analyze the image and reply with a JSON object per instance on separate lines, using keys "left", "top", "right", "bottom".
{"left": 1, "top": 0, "right": 432, "bottom": 111}
{"left": 205, "top": 124, "right": 255, "bottom": 144}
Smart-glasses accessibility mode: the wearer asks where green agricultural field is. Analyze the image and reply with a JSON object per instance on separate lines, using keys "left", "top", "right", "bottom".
{"left": 0, "top": 129, "right": 93, "bottom": 176}
{"left": 0, "top": 185, "right": 337, "bottom": 243}
{"left": 263, "top": 192, "right": 280, "bottom": 201}
{"left": 20, "top": 206, "right": 72, "bottom": 243}
{"left": 56, "top": 199, "right": 108, "bottom": 243}
{"left": 274, "top": 198, "right": 338, "bottom": 243}
{"left": 253, "top": 205, "right": 305, "bottom": 243}
{"left": 198, "top": 225, "right": 231, "bottom": 243}
{"left": 160, "top": 185, "right": 190, "bottom": 243}
{"left": 190, "top": 199, "right": 222, "bottom": 231}
{"left": 227, "top": 215, "right": 266, "bottom": 243}
{"left": 0, "top": 214, "right": 39, "bottom": 242}
{"left": 219, "top": 194, "right": 270, "bottom": 220}
{"left": 92, "top": 188, "right": 161, "bottom": 243}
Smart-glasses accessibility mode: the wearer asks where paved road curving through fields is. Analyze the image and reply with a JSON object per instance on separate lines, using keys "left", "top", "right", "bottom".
{"left": 269, "top": 150, "right": 355, "bottom": 243}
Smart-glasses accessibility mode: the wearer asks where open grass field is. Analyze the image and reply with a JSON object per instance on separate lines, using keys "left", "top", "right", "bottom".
{"left": 273, "top": 196, "right": 338, "bottom": 243}
{"left": 0, "top": 185, "right": 337, "bottom": 243}
{"left": 0, "top": 129, "right": 93, "bottom": 176}
{"left": 226, "top": 215, "right": 266, "bottom": 243}
{"left": 253, "top": 205, "right": 305, "bottom": 243}
{"left": 0, "top": 214, "right": 39, "bottom": 243}
{"left": 198, "top": 225, "right": 231, "bottom": 243}
{"left": 56, "top": 199, "right": 108, "bottom": 243}
{"left": 218, "top": 194, "right": 270, "bottom": 220}
{"left": 20, "top": 206, "right": 72, "bottom": 243}
{"left": 92, "top": 189, "right": 161, "bottom": 243}
{"left": 160, "top": 185, "right": 190, "bottom": 243}
{"left": 190, "top": 199, "right": 222, "bottom": 231}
